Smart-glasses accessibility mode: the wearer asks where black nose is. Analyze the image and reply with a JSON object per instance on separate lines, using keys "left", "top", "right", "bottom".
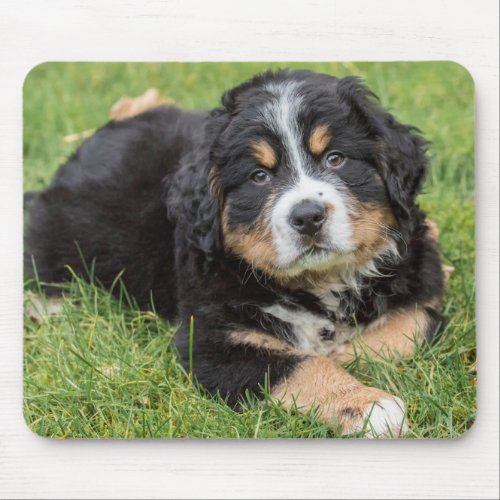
{"left": 288, "top": 200, "right": 326, "bottom": 237}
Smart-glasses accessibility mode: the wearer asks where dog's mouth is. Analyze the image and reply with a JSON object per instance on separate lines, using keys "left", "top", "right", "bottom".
{"left": 284, "top": 243, "right": 352, "bottom": 274}
{"left": 298, "top": 244, "right": 331, "bottom": 260}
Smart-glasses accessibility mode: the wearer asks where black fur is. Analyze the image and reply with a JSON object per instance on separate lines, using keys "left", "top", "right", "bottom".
{"left": 25, "top": 69, "right": 444, "bottom": 406}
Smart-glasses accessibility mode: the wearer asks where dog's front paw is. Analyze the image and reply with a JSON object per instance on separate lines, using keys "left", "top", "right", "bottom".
{"left": 271, "top": 356, "right": 408, "bottom": 438}
{"left": 355, "top": 396, "right": 408, "bottom": 438}
{"left": 337, "top": 385, "right": 408, "bottom": 438}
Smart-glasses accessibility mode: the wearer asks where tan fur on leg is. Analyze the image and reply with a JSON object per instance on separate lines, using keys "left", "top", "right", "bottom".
{"left": 332, "top": 306, "right": 433, "bottom": 364}
{"left": 425, "top": 217, "right": 440, "bottom": 241}
{"left": 425, "top": 218, "right": 454, "bottom": 283}
{"left": 272, "top": 356, "right": 407, "bottom": 437}
{"left": 228, "top": 329, "right": 292, "bottom": 352}
{"left": 25, "top": 291, "right": 64, "bottom": 323}
{"left": 109, "top": 88, "right": 175, "bottom": 121}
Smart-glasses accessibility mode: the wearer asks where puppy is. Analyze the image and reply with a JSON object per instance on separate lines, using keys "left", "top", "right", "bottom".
{"left": 25, "top": 69, "right": 445, "bottom": 437}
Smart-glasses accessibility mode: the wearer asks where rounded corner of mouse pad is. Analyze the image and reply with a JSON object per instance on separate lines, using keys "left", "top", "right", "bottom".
{"left": 22, "top": 61, "right": 475, "bottom": 440}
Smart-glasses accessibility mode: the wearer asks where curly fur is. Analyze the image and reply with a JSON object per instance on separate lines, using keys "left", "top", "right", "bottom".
{"left": 25, "top": 69, "right": 444, "bottom": 413}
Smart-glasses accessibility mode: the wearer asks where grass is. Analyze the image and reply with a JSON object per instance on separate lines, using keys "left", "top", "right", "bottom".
{"left": 23, "top": 62, "right": 475, "bottom": 438}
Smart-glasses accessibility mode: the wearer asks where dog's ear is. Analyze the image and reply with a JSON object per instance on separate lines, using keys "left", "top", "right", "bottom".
{"left": 336, "top": 77, "right": 430, "bottom": 228}
{"left": 375, "top": 114, "right": 429, "bottom": 226}
{"left": 166, "top": 108, "right": 229, "bottom": 259}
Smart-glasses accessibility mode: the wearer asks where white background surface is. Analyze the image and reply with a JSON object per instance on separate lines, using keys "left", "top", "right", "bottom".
{"left": 0, "top": 0, "right": 498, "bottom": 498}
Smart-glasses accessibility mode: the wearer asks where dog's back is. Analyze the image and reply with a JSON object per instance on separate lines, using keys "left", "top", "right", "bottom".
{"left": 24, "top": 105, "right": 206, "bottom": 318}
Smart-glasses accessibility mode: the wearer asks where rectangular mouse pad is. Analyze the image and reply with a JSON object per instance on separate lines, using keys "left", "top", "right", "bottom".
{"left": 23, "top": 62, "right": 475, "bottom": 439}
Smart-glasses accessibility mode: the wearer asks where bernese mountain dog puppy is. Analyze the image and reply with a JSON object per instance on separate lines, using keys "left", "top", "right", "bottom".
{"left": 25, "top": 69, "right": 444, "bottom": 437}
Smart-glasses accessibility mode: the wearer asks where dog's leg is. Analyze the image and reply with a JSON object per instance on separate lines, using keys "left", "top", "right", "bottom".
{"left": 109, "top": 88, "right": 175, "bottom": 121}
{"left": 329, "top": 220, "right": 449, "bottom": 365}
{"left": 426, "top": 217, "right": 454, "bottom": 282}
{"left": 25, "top": 291, "right": 64, "bottom": 323}
{"left": 331, "top": 305, "right": 438, "bottom": 364}
{"left": 63, "top": 89, "right": 177, "bottom": 143}
{"left": 224, "top": 330, "right": 407, "bottom": 437}
{"left": 271, "top": 355, "right": 408, "bottom": 438}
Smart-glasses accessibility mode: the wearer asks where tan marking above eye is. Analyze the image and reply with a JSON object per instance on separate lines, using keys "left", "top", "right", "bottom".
{"left": 251, "top": 140, "right": 277, "bottom": 169}
{"left": 308, "top": 125, "right": 332, "bottom": 155}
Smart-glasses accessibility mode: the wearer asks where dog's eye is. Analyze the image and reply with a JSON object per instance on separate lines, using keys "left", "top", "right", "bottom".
{"left": 251, "top": 170, "right": 271, "bottom": 185}
{"left": 326, "top": 151, "right": 346, "bottom": 168}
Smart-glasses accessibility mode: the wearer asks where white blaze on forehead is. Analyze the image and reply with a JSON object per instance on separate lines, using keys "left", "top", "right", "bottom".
{"left": 262, "top": 81, "right": 306, "bottom": 176}
{"left": 261, "top": 80, "right": 356, "bottom": 271}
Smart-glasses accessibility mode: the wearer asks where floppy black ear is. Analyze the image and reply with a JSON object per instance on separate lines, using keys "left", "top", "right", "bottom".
{"left": 376, "top": 114, "right": 429, "bottom": 224}
{"left": 166, "top": 108, "right": 229, "bottom": 259}
{"left": 336, "top": 77, "right": 430, "bottom": 228}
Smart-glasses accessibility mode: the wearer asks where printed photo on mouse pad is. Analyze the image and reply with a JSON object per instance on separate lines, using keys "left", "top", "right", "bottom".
{"left": 23, "top": 62, "right": 475, "bottom": 438}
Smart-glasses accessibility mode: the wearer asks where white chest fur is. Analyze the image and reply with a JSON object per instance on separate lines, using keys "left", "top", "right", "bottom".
{"left": 262, "top": 302, "right": 357, "bottom": 356}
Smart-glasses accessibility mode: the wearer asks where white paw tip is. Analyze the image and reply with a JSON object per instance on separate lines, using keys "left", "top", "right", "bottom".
{"left": 362, "top": 397, "right": 408, "bottom": 438}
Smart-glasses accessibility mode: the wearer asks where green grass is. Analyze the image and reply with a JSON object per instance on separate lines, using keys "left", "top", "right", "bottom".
{"left": 23, "top": 62, "right": 475, "bottom": 438}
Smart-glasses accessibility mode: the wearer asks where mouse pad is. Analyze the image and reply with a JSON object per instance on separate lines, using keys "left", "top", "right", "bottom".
{"left": 23, "top": 62, "right": 475, "bottom": 438}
